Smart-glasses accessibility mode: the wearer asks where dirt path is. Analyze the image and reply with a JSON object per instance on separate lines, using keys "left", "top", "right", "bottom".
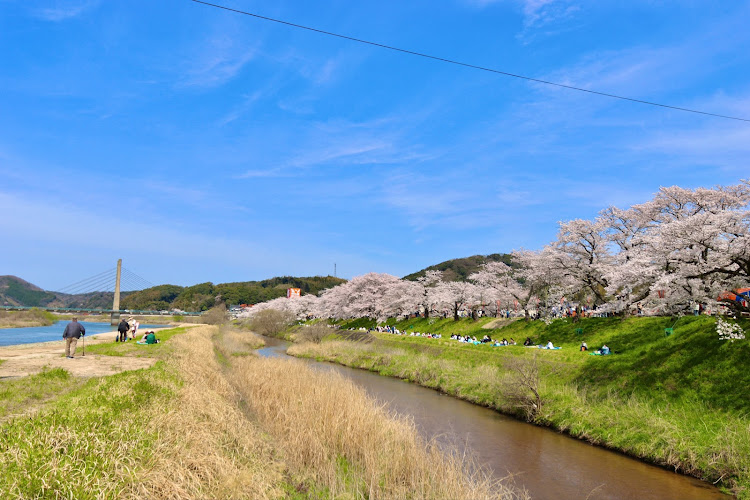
{"left": 0, "top": 328, "right": 172, "bottom": 378}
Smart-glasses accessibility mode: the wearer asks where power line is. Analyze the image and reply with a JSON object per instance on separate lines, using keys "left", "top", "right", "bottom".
{"left": 190, "top": 0, "right": 750, "bottom": 123}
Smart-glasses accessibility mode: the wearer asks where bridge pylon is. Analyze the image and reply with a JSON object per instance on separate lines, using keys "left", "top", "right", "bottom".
{"left": 111, "top": 259, "right": 122, "bottom": 326}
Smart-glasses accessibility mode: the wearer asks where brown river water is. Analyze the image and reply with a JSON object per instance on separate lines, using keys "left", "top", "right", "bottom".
{"left": 257, "top": 337, "right": 729, "bottom": 500}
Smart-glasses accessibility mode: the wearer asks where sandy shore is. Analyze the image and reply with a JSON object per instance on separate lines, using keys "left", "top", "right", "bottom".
{"left": 0, "top": 326, "right": 178, "bottom": 379}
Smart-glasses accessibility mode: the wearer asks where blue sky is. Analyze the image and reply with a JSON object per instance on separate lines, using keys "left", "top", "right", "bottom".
{"left": 2, "top": 0, "right": 749, "bottom": 291}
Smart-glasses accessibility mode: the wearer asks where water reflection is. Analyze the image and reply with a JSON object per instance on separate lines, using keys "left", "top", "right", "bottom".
{"left": 257, "top": 337, "right": 727, "bottom": 500}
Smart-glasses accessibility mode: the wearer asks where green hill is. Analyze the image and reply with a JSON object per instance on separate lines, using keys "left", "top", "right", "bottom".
{"left": 2, "top": 274, "right": 345, "bottom": 312}
{"left": 0, "top": 276, "right": 57, "bottom": 307}
{"left": 122, "top": 276, "right": 346, "bottom": 312}
{"left": 403, "top": 253, "right": 514, "bottom": 282}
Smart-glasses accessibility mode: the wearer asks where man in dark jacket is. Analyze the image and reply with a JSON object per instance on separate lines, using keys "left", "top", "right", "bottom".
{"left": 62, "top": 317, "right": 86, "bottom": 358}
{"left": 117, "top": 319, "right": 129, "bottom": 342}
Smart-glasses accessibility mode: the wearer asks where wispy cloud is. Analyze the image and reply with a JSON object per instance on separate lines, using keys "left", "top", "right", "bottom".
{"left": 178, "top": 28, "right": 257, "bottom": 88}
{"left": 519, "top": 0, "right": 578, "bottom": 29}
{"left": 464, "top": 0, "right": 581, "bottom": 40}
{"left": 217, "top": 90, "right": 266, "bottom": 126}
{"left": 633, "top": 92, "right": 750, "bottom": 172}
{"left": 33, "top": 0, "right": 99, "bottom": 22}
{"left": 236, "top": 116, "right": 437, "bottom": 178}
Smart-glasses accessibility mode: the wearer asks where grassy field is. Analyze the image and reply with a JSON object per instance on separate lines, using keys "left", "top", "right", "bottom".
{"left": 0, "top": 324, "right": 521, "bottom": 499}
{"left": 0, "top": 309, "right": 57, "bottom": 328}
{"left": 290, "top": 315, "right": 750, "bottom": 498}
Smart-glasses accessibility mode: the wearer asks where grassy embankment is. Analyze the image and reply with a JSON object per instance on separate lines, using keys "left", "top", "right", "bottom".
{"left": 0, "top": 324, "right": 521, "bottom": 499}
{"left": 0, "top": 309, "right": 57, "bottom": 328}
{"left": 289, "top": 315, "right": 750, "bottom": 498}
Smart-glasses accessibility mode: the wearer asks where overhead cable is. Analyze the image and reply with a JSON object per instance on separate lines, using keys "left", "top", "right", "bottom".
{"left": 190, "top": 0, "right": 750, "bottom": 123}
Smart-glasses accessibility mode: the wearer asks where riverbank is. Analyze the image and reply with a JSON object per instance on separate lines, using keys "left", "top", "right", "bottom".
{"left": 0, "top": 309, "right": 56, "bottom": 328}
{"left": 0, "top": 325, "right": 179, "bottom": 378}
{"left": 287, "top": 316, "right": 750, "bottom": 498}
{"left": 0, "top": 325, "right": 521, "bottom": 499}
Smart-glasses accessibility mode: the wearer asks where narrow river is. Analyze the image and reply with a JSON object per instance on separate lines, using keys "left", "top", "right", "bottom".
{"left": 257, "top": 337, "right": 728, "bottom": 500}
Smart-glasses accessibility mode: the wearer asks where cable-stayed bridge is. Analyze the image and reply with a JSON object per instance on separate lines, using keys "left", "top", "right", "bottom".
{"left": 55, "top": 266, "right": 153, "bottom": 296}
{"left": 2, "top": 260, "right": 200, "bottom": 322}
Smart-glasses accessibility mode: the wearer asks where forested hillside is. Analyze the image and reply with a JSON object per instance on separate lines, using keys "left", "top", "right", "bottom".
{"left": 0, "top": 276, "right": 57, "bottom": 307}
{"left": 1, "top": 274, "right": 345, "bottom": 312}
{"left": 403, "top": 254, "right": 514, "bottom": 282}
{"left": 0, "top": 276, "right": 121, "bottom": 309}
{"left": 122, "top": 276, "right": 346, "bottom": 312}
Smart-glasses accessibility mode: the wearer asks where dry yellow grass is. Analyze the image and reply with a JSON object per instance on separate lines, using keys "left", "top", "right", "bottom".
{"left": 1, "top": 325, "right": 523, "bottom": 499}
{"left": 126, "top": 325, "right": 285, "bottom": 499}
{"left": 215, "top": 326, "right": 265, "bottom": 355}
{"left": 227, "top": 352, "right": 524, "bottom": 499}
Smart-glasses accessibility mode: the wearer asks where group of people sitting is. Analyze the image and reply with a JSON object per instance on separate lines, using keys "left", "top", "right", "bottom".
{"left": 116, "top": 318, "right": 159, "bottom": 344}
{"left": 449, "top": 334, "right": 517, "bottom": 346}
{"left": 371, "top": 324, "right": 612, "bottom": 354}
{"left": 580, "top": 341, "right": 610, "bottom": 355}
{"left": 374, "top": 326, "right": 443, "bottom": 339}
{"left": 520, "top": 337, "right": 559, "bottom": 349}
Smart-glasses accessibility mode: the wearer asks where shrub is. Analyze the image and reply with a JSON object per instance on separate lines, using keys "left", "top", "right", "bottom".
{"left": 246, "top": 309, "right": 295, "bottom": 337}
{"left": 296, "top": 323, "right": 331, "bottom": 344}
{"left": 202, "top": 304, "right": 228, "bottom": 325}
{"left": 501, "top": 354, "right": 543, "bottom": 421}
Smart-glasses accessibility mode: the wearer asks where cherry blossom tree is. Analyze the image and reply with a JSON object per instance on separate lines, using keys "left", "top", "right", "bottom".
{"left": 550, "top": 218, "right": 612, "bottom": 308}
{"left": 316, "top": 272, "right": 419, "bottom": 321}
{"left": 415, "top": 270, "right": 443, "bottom": 318}
{"left": 610, "top": 181, "right": 750, "bottom": 314}
{"left": 432, "top": 279, "right": 482, "bottom": 321}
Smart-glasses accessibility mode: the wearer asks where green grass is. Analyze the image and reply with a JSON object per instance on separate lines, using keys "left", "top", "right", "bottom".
{"left": 84, "top": 326, "right": 189, "bottom": 358}
{"left": 0, "top": 367, "right": 74, "bottom": 420}
{"left": 335, "top": 316, "right": 497, "bottom": 335}
{"left": 0, "top": 361, "right": 177, "bottom": 499}
{"left": 290, "top": 315, "right": 750, "bottom": 498}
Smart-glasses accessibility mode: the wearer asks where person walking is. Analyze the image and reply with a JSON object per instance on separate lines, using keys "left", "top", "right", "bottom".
{"left": 62, "top": 317, "right": 86, "bottom": 358}
{"left": 117, "top": 318, "right": 130, "bottom": 342}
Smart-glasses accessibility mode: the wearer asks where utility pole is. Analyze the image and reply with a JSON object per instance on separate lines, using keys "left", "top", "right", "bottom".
{"left": 111, "top": 259, "right": 122, "bottom": 326}
{"left": 334, "top": 263, "right": 337, "bottom": 278}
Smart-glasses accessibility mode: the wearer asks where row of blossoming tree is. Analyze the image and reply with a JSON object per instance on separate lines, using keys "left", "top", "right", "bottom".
{"left": 241, "top": 181, "right": 750, "bottom": 323}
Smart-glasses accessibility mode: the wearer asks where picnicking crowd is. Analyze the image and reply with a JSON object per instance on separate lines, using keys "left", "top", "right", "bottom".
{"left": 117, "top": 317, "right": 159, "bottom": 344}
{"left": 366, "top": 324, "right": 613, "bottom": 354}
{"left": 61, "top": 316, "right": 161, "bottom": 359}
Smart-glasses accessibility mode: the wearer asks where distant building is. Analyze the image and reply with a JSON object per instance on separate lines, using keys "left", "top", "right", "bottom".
{"left": 287, "top": 288, "right": 301, "bottom": 299}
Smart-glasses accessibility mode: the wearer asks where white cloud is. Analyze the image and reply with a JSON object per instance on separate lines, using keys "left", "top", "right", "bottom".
{"left": 33, "top": 0, "right": 99, "bottom": 22}
{"left": 633, "top": 92, "right": 750, "bottom": 172}
{"left": 464, "top": 0, "right": 580, "bottom": 39}
{"left": 0, "top": 190, "right": 279, "bottom": 271}
{"left": 178, "top": 27, "right": 258, "bottom": 88}
{"left": 236, "top": 116, "right": 436, "bottom": 178}
{"left": 218, "top": 90, "right": 266, "bottom": 126}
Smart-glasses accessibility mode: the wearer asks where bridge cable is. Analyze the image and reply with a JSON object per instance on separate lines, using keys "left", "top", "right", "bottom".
{"left": 121, "top": 267, "right": 154, "bottom": 291}
{"left": 121, "top": 271, "right": 152, "bottom": 289}
{"left": 63, "top": 276, "right": 117, "bottom": 295}
{"left": 56, "top": 268, "right": 115, "bottom": 294}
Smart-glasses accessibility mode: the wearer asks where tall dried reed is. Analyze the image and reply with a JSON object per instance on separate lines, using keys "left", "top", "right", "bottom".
{"left": 227, "top": 353, "right": 524, "bottom": 499}
{"left": 130, "top": 325, "right": 284, "bottom": 499}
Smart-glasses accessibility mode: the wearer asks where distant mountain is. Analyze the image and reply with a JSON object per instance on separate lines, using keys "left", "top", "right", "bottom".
{"left": 0, "top": 275, "right": 127, "bottom": 309}
{"left": 6, "top": 257, "right": 524, "bottom": 311}
{"left": 2, "top": 274, "right": 346, "bottom": 312}
{"left": 0, "top": 276, "right": 57, "bottom": 307}
{"left": 121, "top": 275, "right": 347, "bottom": 312}
{"left": 403, "top": 254, "right": 514, "bottom": 282}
